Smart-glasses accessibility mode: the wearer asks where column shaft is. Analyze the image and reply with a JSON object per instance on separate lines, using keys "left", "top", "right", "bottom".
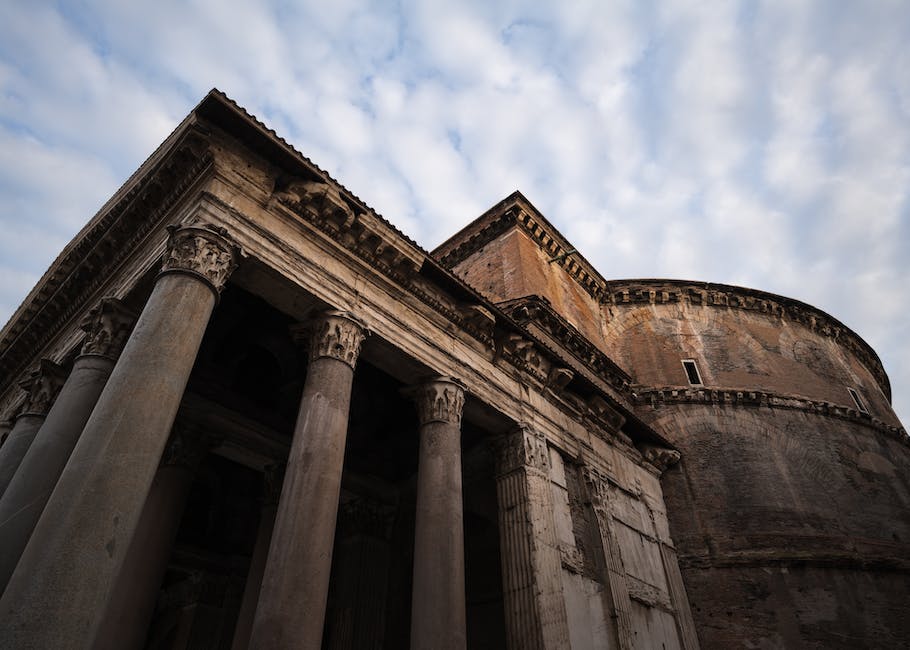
{"left": 409, "top": 378, "right": 466, "bottom": 650}
{"left": 494, "top": 426, "right": 571, "bottom": 650}
{"left": 0, "top": 223, "right": 238, "bottom": 649}
{"left": 231, "top": 465, "right": 283, "bottom": 650}
{"left": 249, "top": 311, "right": 366, "bottom": 650}
{"left": 0, "top": 299, "right": 133, "bottom": 592}
{"left": 92, "top": 428, "right": 206, "bottom": 650}
{"left": 0, "top": 360, "right": 66, "bottom": 497}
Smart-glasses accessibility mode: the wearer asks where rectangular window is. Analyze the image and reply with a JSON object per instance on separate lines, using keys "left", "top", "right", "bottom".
{"left": 682, "top": 359, "right": 702, "bottom": 385}
{"left": 847, "top": 387, "right": 869, "bottom": 414}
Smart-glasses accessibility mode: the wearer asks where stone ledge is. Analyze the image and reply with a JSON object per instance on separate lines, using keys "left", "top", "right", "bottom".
{"left": 633, "top": 385, "right": 908, "bottom": 444}
{"left": 603, "top": 279, "right": 890, "bottom": 400}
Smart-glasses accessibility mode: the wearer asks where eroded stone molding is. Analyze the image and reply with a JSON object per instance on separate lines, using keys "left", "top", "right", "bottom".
{"left": 79, "top": 298, "right": 136, "bottom": 360}
{"left": 639, "top": 444, "right": 681, "bottom": 474}
{"left": 0, "top": 129, "right": 213, "bottom": 395}
{"left": 635, "top": 385, "right": 908, "bottom": 444}
{"left": 409, "top": 376, "right": 466, "bottom": 426}
{"left": 502, "top": 296, "right": 631, "bottom": 393}
{"left": 16, "top": 360, "right": 67, "bottom": 418}
{"left": 160, "top": 223, "right": 241, "bottom": 296}
{"left": 493, "top": 424, "right": 550, "bottom": 476}
{"left": 271, "top": 179, "right": 424, "bottom": 283}
{"left": 295, "top": 310, "right": 368, "bottom": 369}
{"left": 605, "top": 280, "right": 890, "bottom": 399}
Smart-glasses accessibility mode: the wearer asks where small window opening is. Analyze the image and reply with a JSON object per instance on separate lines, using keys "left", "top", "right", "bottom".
{"left": 682, "top": 359, "right": 703, "bottom": 386}
{"left": 847, "top": 387, "right": 869, "bottom": 414}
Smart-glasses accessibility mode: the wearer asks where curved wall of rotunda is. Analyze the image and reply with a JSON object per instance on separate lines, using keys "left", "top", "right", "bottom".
{"left": 601, "top": 280, "right": 910, "bottom": 649}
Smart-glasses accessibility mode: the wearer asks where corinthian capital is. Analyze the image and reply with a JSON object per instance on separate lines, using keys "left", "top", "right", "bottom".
{"left": 408, "top": 377, "right": 466, "bottom": 427}
{"left": 79, "top": 298, "right": 136, "bottom": 360}
{"left": 493, "top": 423, "right": 550, "bottom": 476}
{"left": 17, "top": 359, "right": 67, "bottom": 418}
{"left": 293, "top": 310, "right": 368, "bottom": 369}
{"left": 160, "top": 223, "right": 241, "bottom": 296}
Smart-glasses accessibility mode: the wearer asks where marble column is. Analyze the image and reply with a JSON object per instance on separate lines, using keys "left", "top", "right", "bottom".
{"left": 582, "top": 467, "right": 635, "bottom": 650}
{"left": 0, "top": 222, "right": 239, "bottom": 649}
{"left": 92, "top": 424, "right": 211, "bottom": 650}
{"left": 0, "top": 298, "right": 135, "bottom": 592}
{"left": 231, "top": 463, "right": 284, "bottom": 650}
{"left": 0, "top": 359, "right": 66, "bottom": 497}
{"left": 493, "top": 424, "right": 571, "bottom": 650}
{"left": 249, "top": 311, "right": 367, "bottom": 650}
{"left": 408, "top": 376, "right": 467, "bottom": 650}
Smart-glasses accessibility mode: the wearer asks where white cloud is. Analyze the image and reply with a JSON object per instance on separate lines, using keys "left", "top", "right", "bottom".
{"left": 0, "top": 0, "right": 907, "bottom": 422}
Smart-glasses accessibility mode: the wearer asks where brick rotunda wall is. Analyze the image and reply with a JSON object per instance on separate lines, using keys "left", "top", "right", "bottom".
{"left": 602, "top": 281, "right": 910, "bottom": 649}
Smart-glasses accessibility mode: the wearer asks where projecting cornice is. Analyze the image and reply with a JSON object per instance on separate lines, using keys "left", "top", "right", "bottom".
{"left": 433, "top": 192, "right": 609, "bottom": 301}
{"left": 634, "top": 385, "right": 907, "bottom": 444}
{"left": 603, "top": 279, "right": 891, "bottom": 401}
{"left": 0, "top": 124, "right": 214, "bottom": 394}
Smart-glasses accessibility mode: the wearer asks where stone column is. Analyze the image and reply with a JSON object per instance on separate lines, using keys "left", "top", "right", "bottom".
{"left": 407, "top": 376, "right": 467, "bottom": 650}
{"left": 0, "top": 359, "right": 66, "bottom": 497}
{"left": 326, "top": 498, "right": 395, "bottom": 650}
{"left": 0, "top": 298, "right": 135, "bottom": 592}
{"left": 493, "top": 424, "right": 571, "bottom": 650}
{"left": 582, "top": 467, "right": 635, "bottom": 650}
{"left": 0, "top": 222, "right": 239, "bottom": 649}
{"left": 92, "top": 424, "right": 211, "bottom": 650}
{"left": 231, "top": 463, "right": 284, "bottom": 650}
{"left": 249, "top": 311, "right": 367, "bottom": 650}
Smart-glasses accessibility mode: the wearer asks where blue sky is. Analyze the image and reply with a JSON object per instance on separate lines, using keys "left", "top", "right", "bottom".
{"left": 1, "top": 0, "right": 908, "bottom": 422}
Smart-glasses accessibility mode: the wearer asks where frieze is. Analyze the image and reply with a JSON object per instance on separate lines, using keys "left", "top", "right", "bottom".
{"left": 16, "top": 359, "right": 67, "bottom": 418}
{"left": 493, "top": 423, "right": 550, "bottom": 476}
{"left": 79, "top": 298, "right": 136, "bottom": 360}
{"left": 295, "top": 311, "right": 368, "bottom": 369}
{"left": 160, "top": 223, "right": 241, "bottom": 296}
{"left": 0, "top": 129, "right": 214, "bottom": 396}
{"left": 272, "top": 180, "right": 423, "bottom": 283}
{"left": 408, "top": 377, "right": 466, "bottom": 427}
{"left": 604, "top": 280, "right": 890, "bottom": 399}
{"left": 635, "top": 385, "right": 908, "bottom": 444}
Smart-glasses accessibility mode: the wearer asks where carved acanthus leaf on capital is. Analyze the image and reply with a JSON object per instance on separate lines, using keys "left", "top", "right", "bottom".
{"left": 409, "top": 377, "right": 466, "bottom": 426}
{"left": 17, "top": 359, "right": 67, "bottom": 418}
{"left": 493, "top": 424, "right": 550, "bottom": 476}
{"left": 160, "top": 223, "right": 241, "bottom": 294}
{"left": 581, "top": 465, "right": 611, "bottom": 517}
{"left": 297, "top": 311, "right": 368, "bottom": 369}
{"left": 79, "top": 298, "right": 136, "bottom": 360}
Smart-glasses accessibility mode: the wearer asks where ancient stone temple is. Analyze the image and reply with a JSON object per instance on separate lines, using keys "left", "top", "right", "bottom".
{"left": 0, "top": 89, "right": 907, "bottom": 650}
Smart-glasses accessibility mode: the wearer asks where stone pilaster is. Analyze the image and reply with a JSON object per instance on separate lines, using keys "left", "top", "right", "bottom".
{"left": 408, "top": 376, "right": 467, "bottom": 650}
{"left": 249, "top": 311, "right": 367, "bottom": 650}
{"left": 582, "top": 466, "right": 635, "bottom": 650}
{"left": 325, "top": 497, "right": 395, "bottom": 650}
{"left": 93, "top": 423, "right": 212, "bottom": 650}
{"left": 493, "top": 424, "right": 571, "bottom": 650}
{"left": 231, "top": 463, "right": 285, "bottom": 650}
{"left": 0, "top": 222, "right": 240, "bottom": 649}
{"left": 0, "top": 298, "right": 135, "bottom": 593}
{"left": 0, "top": 359, "right": 66, "bottom": 497}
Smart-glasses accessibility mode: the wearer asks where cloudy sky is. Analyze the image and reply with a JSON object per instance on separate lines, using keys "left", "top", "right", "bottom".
{"left": 1, "top": 0, "right": 908, "bottom": 421}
